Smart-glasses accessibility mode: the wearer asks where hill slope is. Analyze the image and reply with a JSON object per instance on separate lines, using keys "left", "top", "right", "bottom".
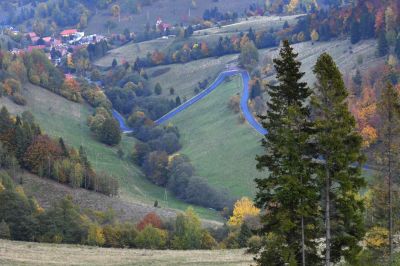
{"left": 0, "top": 83, "right": 221, "bottom": 221}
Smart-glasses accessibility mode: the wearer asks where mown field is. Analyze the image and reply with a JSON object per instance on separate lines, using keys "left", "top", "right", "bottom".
{"left": 0, "top": 84, "right": 221, "bottom": 221}
{"left": 0, "top": 240, "right": 253, "bottom": 266}
{"left": 170, "top": 76, "right": 264, "bottom": 198}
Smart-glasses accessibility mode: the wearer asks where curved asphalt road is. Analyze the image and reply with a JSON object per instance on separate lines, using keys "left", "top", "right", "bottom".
{"left": 112, "top": 109, "right": 134, "bottom": 134}
{"left": 153, "top": 68, "right": 268, "bottom": 135}
{"left": 113, "top": 68, "right": 267, "bottom": 135}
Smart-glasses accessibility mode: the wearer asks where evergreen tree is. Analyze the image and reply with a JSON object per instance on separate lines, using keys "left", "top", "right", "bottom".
{"left": 0, "top": 107, "right": 14, "bottom": 147}
{"left": 248, "top": 27, "right": 256, "bottom": 43}
{"left": 395, "top": 36, "right": 400, "bottom": 60}
{"left": 238, "top": 222, "right": 252, "bottom": 248}
{"left": 311, "top": 53, "right": 366, "bottom": 265}
{"left": 375, "top": 84, "right": 400, "bottom": 262}
{"left": 112, "top": 58, "right": 118, "bottom": 68}
{"left": 175, "top": 96, "right": 181, "bottom": 106}
{"left": 377, "top": 31, "right": 389, "bottom": 57}
{"left": 350, "top": 20, "right": 361, "bottom": 44}
{"left": 154, "top": 83, "right": 162, "bottom": 95}
{"left": 0, "top": 219, "right": 11, "bottom": 239}
{"left": 250, "top": 79, "right": 262, "bottom": 99}
{"left": 352, "top": 69, "right": 362, "bottom": 96}
{"left": 255, "top": 40, "right": 320, "bottom": 266}
{"left": 59, "top": 137, "right": 69, "bottom": 157}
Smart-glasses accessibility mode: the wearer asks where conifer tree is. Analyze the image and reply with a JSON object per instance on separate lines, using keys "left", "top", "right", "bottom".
{"left": 59, "top": 137, "right": 69, "bottom": 157}
{"left": 255, "top": 40, "right": 320, "bottom": 266}
{"left": 378, "top": 31, "right": 389, "bottom": 57}
{"left": 395, "top": 36, "right": 400, "bottom": 60}
{"left": 375, "top": 83, "right": 400, "bottom": 262}
{"left": 311, "top": 53, "right": 365, "bottom": 265}
{"left": 0, "top": 219, "right": 11, "bottom": 239}
{"left": 350, "top": 20, "right": 361, "bottom": 44}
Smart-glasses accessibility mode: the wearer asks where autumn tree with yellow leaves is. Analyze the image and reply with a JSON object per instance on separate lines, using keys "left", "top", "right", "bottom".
{"left": 228, "top": 197, "right": 260, "bottom": 226}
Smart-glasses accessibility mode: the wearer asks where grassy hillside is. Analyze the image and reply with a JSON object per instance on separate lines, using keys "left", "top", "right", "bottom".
{"left": 0, "top": 84, "right": 221, "bottom": 221}
{"left": 154, "top": 39, "right": 378, "bottom": 198}
{"left": 85, "top": 0, "right": 256, "bottom": 35}
{"left": 0, "top": 240, "right": 253, "bottom": 266}
{"left": 170, "top": 76, "right": 264, "bottom": 198}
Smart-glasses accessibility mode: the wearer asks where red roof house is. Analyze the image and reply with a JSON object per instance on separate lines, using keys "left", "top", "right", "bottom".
{"left": 60, "top": 29, "right": 78, "bottom": 36}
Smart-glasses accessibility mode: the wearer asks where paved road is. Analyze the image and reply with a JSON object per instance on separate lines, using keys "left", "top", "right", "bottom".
{"left": 112, "top": 109, "right": 134, "bottom": 134}
{"left": 154, "top": 69, "right": 268, "bottom": 135}
{"left": 113, "top": 69, "right": 267, "bottom": 135}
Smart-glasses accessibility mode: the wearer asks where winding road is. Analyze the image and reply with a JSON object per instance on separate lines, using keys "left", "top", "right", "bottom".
{"left": 113, "top": 68, "right": 267, "bottom": 135}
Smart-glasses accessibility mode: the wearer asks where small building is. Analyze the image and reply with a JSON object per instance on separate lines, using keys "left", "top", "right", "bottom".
{"left": 60, "top": 29, "right": 78, "bottom": 37}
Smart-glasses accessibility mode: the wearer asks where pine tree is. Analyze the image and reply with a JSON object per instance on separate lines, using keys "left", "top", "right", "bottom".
{"left": 376, "top": 83, "right": 400, "bottom": 262}
{"left": 175, "top": 96, "right": 181, "bottom": 106}
{"left": 59, "top": 137, "right": 69, "bottom": 157}
{"left": 395, "top": 36, "right": 400, "bottom": 60}
{"left": 0, "top": 219, "right": 11, "bottom": 239}
{"left": 238, "top": 222, "right": 252, "bottom": 248}
{"left": 311, "top": 53, "right": 366, "bottom": 265}
{"left": 377, "top": 31, "right": 389, "bottom": 57}
{"left": 350, "top": 20, "right": 361, "bottom": 44}
{"left": 255, "top": 40, "right": 320, "bottom": 266}
{"left": 112, "top": 58, "right": 118, "bottom": 68}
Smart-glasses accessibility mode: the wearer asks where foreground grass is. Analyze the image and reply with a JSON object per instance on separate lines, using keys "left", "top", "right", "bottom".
{"left": 0, "top": 240, "right": 253, "bottom": 266}
{"left": 170, "top": 76, "right": 264, "bottom": 198}
{"left": 0, "top": 84, "right": 221, "bottom": 221}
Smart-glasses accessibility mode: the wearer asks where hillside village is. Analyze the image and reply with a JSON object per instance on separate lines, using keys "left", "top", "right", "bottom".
{"left": 4, "top": 26, "right": 106, "bottom": 65}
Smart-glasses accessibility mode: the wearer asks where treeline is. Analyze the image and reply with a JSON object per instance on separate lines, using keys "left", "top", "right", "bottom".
{"left": 0, "top": 174, "right": 208, "bottom": 249}
{"left": 0, "top": 107, "right": 118, "bottom": 196}
{"left": 133, "top": 27, "right": 278, "bottom": 68}
{"left": 290, "top": 0, "right": 399, "bottom": 47}
{"left": 0, "top": 173, "right": 255, "bottom": 251}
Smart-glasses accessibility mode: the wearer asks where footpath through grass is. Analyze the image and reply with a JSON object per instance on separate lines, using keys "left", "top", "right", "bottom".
{"left": 0, "top": 84, "right": 221, "bottom": 221}
{"left": 170, "top": 76, "right": 265, "bottom": 198}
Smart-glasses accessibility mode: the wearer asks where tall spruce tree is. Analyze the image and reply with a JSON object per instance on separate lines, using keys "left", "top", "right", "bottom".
{"left": 377, "top": 31, "right": 389, "bottom": 57}
{"left": 395, "top": 36, "right": 400, "bottom": 60}
{"left": 311, "top": 53, "right": 365, "bottom": 265}
{"left": 255, "top": 40, "right": 320, "bottom": 266}
{"left": 376, "top": 83, "right": 400, "bottom": 262}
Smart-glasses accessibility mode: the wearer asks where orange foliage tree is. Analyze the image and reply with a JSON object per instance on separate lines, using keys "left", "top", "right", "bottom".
{"left": 137, "top": 212, "right": 163, "bottom": 231}
{"left": 23, "top": 135, "right": 62, "bottom": 175}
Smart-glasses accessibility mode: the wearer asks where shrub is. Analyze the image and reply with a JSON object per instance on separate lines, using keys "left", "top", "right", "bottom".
{"left": 135, "top": 225, "right": 167, "bottom": 249}
{"left": 10, "top": 93, "right": 27, "bottom": 106}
